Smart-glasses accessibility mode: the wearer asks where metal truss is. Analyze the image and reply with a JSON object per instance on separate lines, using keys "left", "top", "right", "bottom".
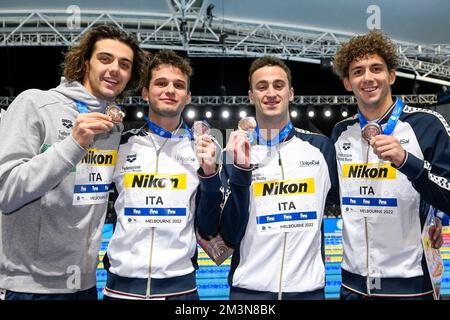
{"left": 0, "top": 1, "right": 449, "bottom": 85}
{"left": 0, "top": 94, "right": 437, "bottom": 109}
{"left": 122, "top": 94, "right": 438, "bottom": 107}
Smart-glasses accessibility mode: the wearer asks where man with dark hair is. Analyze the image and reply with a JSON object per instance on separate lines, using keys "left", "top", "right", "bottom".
{"left": 102, "top": 50, "right": 222, "bottom": 300}
{"left": 220, "top": 56, "right": 338, "bottom": 299}
{"left": 0, "top": 24, "right": 147, "bottom": 300}
{"left": 62, "top": 24, "right": 147, "bottom": 98}
{"left": 247, "top": 56, "right": 292, "bottom": 88}
{"left": 331, "top": 30, "right": 449, "bottom": 299}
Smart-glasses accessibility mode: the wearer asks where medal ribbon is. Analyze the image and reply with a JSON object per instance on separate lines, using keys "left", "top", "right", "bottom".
{"left": 358, "top": 97, "right": 404, "bottom": 135}
{"left": 254, "top": 120, "right": 293, "bottom": 146}
{"left": 144, "top": 116, "right": 193, "bottom": 139}
{"left": 75, "top": 100, "right": 89, "bottom": 114}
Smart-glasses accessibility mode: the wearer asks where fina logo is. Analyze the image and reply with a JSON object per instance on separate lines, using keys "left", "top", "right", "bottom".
{"left": 342, "top": 142, "right": 351, "bottom": 151}
{"left": 126, "top": 154, "right": 137, "bottom": 163}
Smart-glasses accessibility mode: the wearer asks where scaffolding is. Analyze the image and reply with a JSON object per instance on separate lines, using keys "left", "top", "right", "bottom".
{"left": 0, "top": 94, "right": 438, "bottom": 108}
{"left": 0, "top": 1, "right": 449, "bottom": 86}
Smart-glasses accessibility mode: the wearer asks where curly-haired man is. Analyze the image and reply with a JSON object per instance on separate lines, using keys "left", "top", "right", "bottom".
{"left": 331, "top": 30, "right": 449, "bottom": 300}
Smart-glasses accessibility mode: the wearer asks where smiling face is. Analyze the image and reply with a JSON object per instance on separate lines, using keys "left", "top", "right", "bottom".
{"left": 82, "top": 38, "right": 134, "bottom": 100}
{"left": 142, "top": 64, "right": 191, "bottom": 121}
{"left": 344, "top": 54, "right": 396, "bottom": 115}
{"left": 249, "top": 65, "right": 294, "bottom": 128}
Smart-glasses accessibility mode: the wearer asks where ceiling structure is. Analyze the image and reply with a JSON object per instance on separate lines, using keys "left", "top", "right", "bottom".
{"left": 0, "top": 94, "right": 438, "bottom": 109}
{"left": 0, "top": 0, "right": 449, "bottom": 87}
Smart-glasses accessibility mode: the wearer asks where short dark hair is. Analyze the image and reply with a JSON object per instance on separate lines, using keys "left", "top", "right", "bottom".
{"left": 332, "top": 30, "right": 399, "bottom": 80}
{"left": 248, "top": 56, "right": 292, "bottom": 88}
{"left": 144, "top": 49, "right": 193, "bottom": 89}
{"left": 62, "top": 24, "right": 148, "bottom": 96}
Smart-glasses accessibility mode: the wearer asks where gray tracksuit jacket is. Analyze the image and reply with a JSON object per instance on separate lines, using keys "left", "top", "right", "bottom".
{"left": 0, "top": 79, "right": 121, "bottom": 294}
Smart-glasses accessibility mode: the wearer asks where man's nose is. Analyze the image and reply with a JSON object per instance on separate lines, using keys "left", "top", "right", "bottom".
{"left": 165, "top": 82, "right": 176, "bottom": 94}
{"left": 362, "top": 69, "right": 373, "bottom": 81}
{"left": 108, "top": 59, "right": 120, "bottom": 74}
{"left": 266, "top": 84, "right": 276, "bottom": 96}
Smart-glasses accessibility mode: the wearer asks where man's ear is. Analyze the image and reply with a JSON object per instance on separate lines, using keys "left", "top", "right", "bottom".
{"left": 343, "top": 78, "right": 353, "bottom": 92}
{"left": 289, "top": 87, "right": 294, "bottom": 102}
{"left": 142, "top": 86, "right": 149, "bottom": 101}
{"left": 248, "top": 89, "right": 254, "bottom": 103}
{"left": 186, "top": 91, "right": 192, "bottom": 105}
{"left": 81, "top": 60, "right": 90, "bottom": 85}
{"left": 389, "top": 70, "right": 396, "bottom": 86}
{"left": 84, "top": 59, "right": 90, "bottom": 75}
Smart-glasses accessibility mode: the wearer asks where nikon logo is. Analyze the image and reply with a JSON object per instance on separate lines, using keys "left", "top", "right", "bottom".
{"left": 80, "top": 149, "right": 116, "bottom": 166}
{"left": 254, "top": 178, "right": 315, "bottom": 197}
{"left": 343, "top": 164, "right": 396, "bottom": 179}
{"left": 124, "top": 173, "right": 187, "bottom": 189}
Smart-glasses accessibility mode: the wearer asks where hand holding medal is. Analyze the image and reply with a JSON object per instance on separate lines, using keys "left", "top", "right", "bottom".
{"left": 225, "top": 117, "right": 254, "bottom": 169}
{"left": 361, "top": 123, "right": 382, "bottom": 142}
{"left": 370, "top": 134, "right": 407, "bottom": 167}
{"left": 72, "top": 113, "right": 114, "bottom": 148}
{"left": 71, "top": 101, "right": 117, "bottom": 148}
{"left": 193, "top": 121, "right": 217, "bottom": 176}
{"left": 361, "top": 121, "right": 406, "bottom": 168}
{"left": 359, "top": 98, "right": 407, "bottom": 167}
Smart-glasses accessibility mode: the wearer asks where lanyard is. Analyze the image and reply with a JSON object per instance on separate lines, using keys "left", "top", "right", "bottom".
{"left": 144, "top": 116, "right": 193, "bottom": 139}
{"left": 254, "top": 121, "right": 293, "bottom": 146}
{"left": 75, "top": 100, "right": 89, "bottom": 114}
{"left": 358, "top": 97, "right": 404, "bottom": 136}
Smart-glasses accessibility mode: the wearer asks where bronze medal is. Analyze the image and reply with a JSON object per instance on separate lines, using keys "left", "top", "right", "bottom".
{"left": 106, "top": 105, "right": 125, "bottom": 124}
{"left": 238, "top": 116, "right": 257, "bottom": 133}
{"left": 361, "top": 123, "right": 382, "bottom": 142}
{"left": 192, "top": 120, "right": 211, "bottom": 137}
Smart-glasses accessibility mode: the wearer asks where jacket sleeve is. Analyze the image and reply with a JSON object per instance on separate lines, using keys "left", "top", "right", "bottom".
{"left": 195, "top": 167, "right": 224, "bottom": 239}
{"left": 0, "top": 90, "right": 87, "bottom": 214}
{"left": 324, "top": 134, "right": 340, "bottom": 210}
{"left": 397, "top": 114, "right": 450, "bottom": 213}
{"left": 218, "top": 152, "right": 253, "bottom": 247}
